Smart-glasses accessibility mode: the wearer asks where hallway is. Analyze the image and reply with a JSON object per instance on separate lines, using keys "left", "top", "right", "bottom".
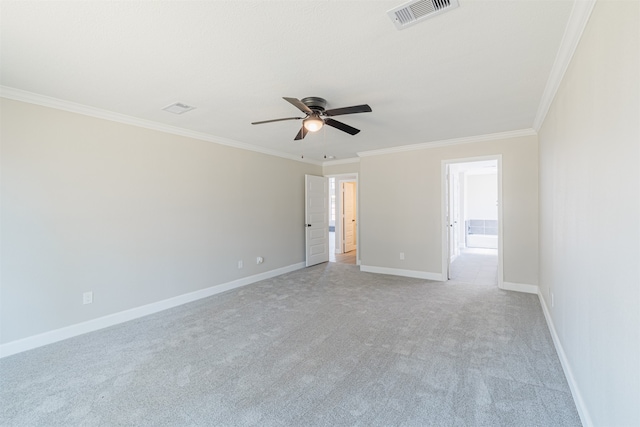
{"left": 449, "top": 248, "right": 498, "bottom": 285}
{"left": 329, "top": 231, "right": 356, "bottom": 264}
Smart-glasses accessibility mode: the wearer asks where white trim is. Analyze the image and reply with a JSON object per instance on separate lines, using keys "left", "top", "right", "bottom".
{"left": 0, "top": 262, "right": 306, "bottom": 359}
{"left": 441, "top": 155, "right": 504, "bottom": 288}
{"left": 322, "top": 157, "right": 360, "bottom": 167}
{"left": 497, "top": 157, "right": 504, "bottom": 287}
{"left": 357, "top": 129, "right": 536, "bottom": 158}
{"left": 532, "top": 0, "right": 597, "bottom": 130}
{"left": 2, "top": 86, "right": 540, "bottom": 166}
{"left": 538, "top": 291, "right": 593, "bottom": 427}
{"left": 0, "top": 86, "right": 322, "bottom": 166}
{"left": 500, "top": 281, "right": 539, "bottom": 294}
{"left": 360, "top": 265, "right": 445, "bottom": 282}
{"left": 442, "top": 162, "right": 450, "bottom": 280}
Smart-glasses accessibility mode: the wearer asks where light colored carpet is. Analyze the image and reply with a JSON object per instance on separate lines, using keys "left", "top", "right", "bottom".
{"left": 0, "top": 263, "right": 581, "bottom": 426}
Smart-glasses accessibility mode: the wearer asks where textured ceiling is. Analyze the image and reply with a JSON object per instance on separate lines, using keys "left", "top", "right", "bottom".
{"left": 1, "top": 1, "right": 574, "bottom": 162}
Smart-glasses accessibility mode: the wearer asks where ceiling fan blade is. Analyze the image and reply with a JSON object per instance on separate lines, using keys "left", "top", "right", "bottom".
{"left": 283, "top": 97, "right": 313, "bottom": 114}
{"left": 294, "top": 126, "right": 308, "bottom": 140}
{"left": 325, "top": 118, "right": 360, "bottom": 135}
{"left": 324, "top": 104, "right": 372, "bottom": 117}
{"left": 251, "top": 117, "right": 302, "bottom": 125}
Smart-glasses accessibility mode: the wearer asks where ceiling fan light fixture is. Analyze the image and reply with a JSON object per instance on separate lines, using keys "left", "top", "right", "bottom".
{"left": 252, "top": 97, "right": 371, "bottom": 140}
{"left": 303, "top": 115, "right": 324, "bottom": 132}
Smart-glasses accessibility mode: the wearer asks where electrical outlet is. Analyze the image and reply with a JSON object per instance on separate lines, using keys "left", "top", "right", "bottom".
{"left": 83, "top": 291, "right": 93, "bottom": 305}
{"left": 400, "top": 252, "right": 405, "bottom": 260}
{"left": 238, "top": 260, "right": 243, "bottom": 269}
{"left": 551, "top": 292, "right": 555, "bottom": 308}
{"left": 256, "top": 256, "right": 264, "bottom": 264}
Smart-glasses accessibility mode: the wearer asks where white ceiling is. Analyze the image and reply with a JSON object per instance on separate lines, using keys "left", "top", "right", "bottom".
{"left": 1, "top": 1, "right": 574, "bottom": 163}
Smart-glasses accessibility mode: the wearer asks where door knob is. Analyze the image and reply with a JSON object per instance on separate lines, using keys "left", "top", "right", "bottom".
{"left": 306, "top": 224, "right": 312, "bottom": 227}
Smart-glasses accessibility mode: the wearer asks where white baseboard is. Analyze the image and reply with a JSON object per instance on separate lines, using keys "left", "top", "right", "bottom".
{"left": 538, "top": 291, "right": 592, "bottom": 427}
{"left": 0, "top": 262, "right": 306, "bottom": 359}
{"left": 500, "top": 281, "right": 539, "bottom": 294}
{"left": 359, "top": 265, "right": 445, "bottom": 281}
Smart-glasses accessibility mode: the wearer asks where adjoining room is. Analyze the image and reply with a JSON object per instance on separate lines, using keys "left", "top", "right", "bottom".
{"left": 327, "top": 175, "right": 358, "bottom": 265}
{"left": 446, "top": 159, "right": 499, "bottom": 286}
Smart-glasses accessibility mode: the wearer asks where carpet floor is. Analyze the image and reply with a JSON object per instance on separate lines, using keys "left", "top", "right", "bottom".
{"left": 0, "top": 263, "right": 581, "bottom": 426}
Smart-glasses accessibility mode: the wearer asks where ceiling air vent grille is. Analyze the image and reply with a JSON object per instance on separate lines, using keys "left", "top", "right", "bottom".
{"left": 388, "top": 0, "right": 459, "bottom": 30}
{"left": 162, "top": 102, "right": 196, "bottom": 114}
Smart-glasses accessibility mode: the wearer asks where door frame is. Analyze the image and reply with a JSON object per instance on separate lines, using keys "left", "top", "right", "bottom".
{"left": 326, "top": 173, "right": 359, "bottom": 265}
{"left": 441, "top": 155, "right": 503, "bottom": 287}
{"left": 446, "top": 165, "right": 458, "bottom": 266}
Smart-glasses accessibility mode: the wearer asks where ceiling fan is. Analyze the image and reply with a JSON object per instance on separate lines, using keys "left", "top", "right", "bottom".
{"left": 251, "top": 97, "right": 372, "bottom": 140}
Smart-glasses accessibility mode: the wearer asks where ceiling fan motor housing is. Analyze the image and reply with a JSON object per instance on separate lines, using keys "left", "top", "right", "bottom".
{"left": 301, "top": 97, "right": 327, "bottom": 112}
{"left": 251, "top": 96, "right": 371, "bottom": 141}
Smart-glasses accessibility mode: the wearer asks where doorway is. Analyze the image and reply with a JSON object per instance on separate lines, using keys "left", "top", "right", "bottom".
{"left": 442, "top": 156, "right": 502, "bottom": 286}
{"left": 327, "top": 174, "right": 358, "bottom": 265}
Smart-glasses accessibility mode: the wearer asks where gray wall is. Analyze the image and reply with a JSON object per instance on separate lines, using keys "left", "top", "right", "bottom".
{"left": 359, "top": 135, "right": 538, "bottom": 285}
{"left": 322, "top": 161, "right": 360, "bottom": 176}
{"left": 538, "top": 1, "right": 639, "bottom": 425}
{"left": 1, "top": 98, "right": 321, "bottom": 343}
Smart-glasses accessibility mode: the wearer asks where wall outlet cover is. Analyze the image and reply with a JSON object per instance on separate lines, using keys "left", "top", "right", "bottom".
{"left": 83, "top": 292, "right": 93, "bottom": 305}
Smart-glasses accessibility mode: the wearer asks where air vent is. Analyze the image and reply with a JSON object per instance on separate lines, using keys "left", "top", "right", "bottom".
{"left": 388, "top": 0, "right": 459, "bottom": 30}
{"left": 162, "top": 102, "right": 196, "bottom": 114}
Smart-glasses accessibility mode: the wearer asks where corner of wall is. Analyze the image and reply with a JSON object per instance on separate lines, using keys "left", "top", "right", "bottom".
{"left": 500, "top": 281, "right": 538, "bottom": 294}
{"left": 537, "top": 288, "right": 593, "bottom": 427}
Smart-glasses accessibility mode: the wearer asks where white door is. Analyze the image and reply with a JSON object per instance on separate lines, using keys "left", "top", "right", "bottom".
{"left": 451, "top": 170, "right": 460, "bottom": 259}
{"left": 305, "top": 174, "right": 329, "bottom": 267}
{"left": 343, "top": 182, "right": 356, "bottom": 253}
{"left": 446, "top": 166, "right": 454, "bottom": 279}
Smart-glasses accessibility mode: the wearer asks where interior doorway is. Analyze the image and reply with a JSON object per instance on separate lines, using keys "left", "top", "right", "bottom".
{"left": 442, "top": 157, "right": 502, "bottom": 286}
{"left": 327, "top": 174, "right": 358, "bottom": 265}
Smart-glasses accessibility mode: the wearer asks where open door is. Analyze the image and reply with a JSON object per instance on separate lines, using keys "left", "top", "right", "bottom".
{"left": 305, "top": 174, "right": 329, "bottom": 267}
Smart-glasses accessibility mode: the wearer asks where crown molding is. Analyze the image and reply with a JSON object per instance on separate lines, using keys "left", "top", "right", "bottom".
{"left": 357, "top": 128, "right": 537, "bottom": 158}
{"left": 0, "top": 86, "right": 323, "bottom": 166}
{"left": 533, "top": 0, "right": 597, "bottom": 131}
{"left": 322, "top": 157, "right": 360, "bottom": 167}
{"left": 2, "top": 86, "right": 539, "bottom": 164}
